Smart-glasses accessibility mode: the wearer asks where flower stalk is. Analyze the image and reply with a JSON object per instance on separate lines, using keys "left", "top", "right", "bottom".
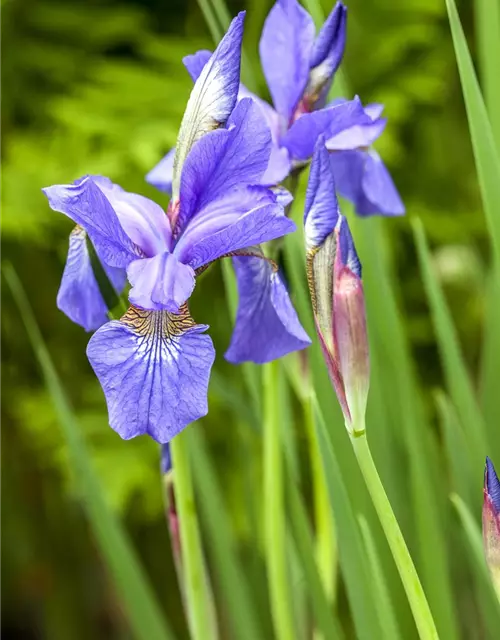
{"left": 350, "top": 430, "right": 439, "bottom": 640}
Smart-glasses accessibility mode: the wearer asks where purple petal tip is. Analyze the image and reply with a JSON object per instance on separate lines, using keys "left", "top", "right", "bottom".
{"left": 486, "top": 457, "right": 500, "bottom": 513}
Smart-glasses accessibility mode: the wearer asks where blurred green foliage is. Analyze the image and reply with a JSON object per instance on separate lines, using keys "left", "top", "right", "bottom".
{"left": 2, "top": 0, "right": 492, "bottom": 637}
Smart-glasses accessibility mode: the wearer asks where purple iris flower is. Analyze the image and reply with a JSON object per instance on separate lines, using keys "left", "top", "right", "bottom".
{"left": 148, "top": 0, "right": 403, "bottom": 217}
{"left": 43, "top": 12, "right": 309, "bottom": 444}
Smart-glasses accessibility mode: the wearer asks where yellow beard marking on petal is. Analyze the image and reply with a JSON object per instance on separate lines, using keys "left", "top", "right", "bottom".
{"left": 121, "top": 304, "right": 196, "bottom": 338}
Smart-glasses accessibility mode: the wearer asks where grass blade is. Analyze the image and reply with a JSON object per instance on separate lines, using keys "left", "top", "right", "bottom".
{"left": 445, "top": 0, "right": 500, "bottom": 263}
{"left": 188, "top": 427, "right": 263, "bottom": 640}
{"left": 287, "top": 478, "right": 344, "bottom": 640}
{"left": 412, "top": 218, "right": 487, "bottom": 469}
{"left": 3, "top": 263, "right": 174, "bottom": 640}
{"left": 474, "top": 0, "right": 500, "bottom": 149}
{"left": 446, "top": 0, "right": 500, "bottom": 457}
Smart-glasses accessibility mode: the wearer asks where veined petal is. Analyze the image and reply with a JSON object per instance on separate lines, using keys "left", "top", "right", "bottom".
{"left": 225, "top": 255, "right": 310, "bottom": 363}
{"left": 326, "top": 99, "right": 386, "bottom": 149}
{"left": 259, "top": 0, "right": 315, "bottom": 122}
{"left": 304, "top": 137, "right": 340, "bottom": 250}
{"left": 307, "top": 1, "right": 347, "bottom": 108}
{"left": 329, "top": 150, "right": 405, "bottom": 216}
{"left": 176, "top": 197, "right": 295, "bottom": 270}
{"left": 183, "top": 49, "right": 212, "bottom": 81}
{"left": 87, "top": 305, "right": 215, "bottom": 443}
{"left": 43, "top": 177, "right": 139, "bottom": 268}
{"left": 127, "top": 253, "right": 195, "bottom": 313}
{"left": 179, "top": 56, "right": 290, "bottom": 187}
{"left": 57, "top": 226, "right": 125, "bottom": 331}
{"left": 145, "top": 148, "right": 175, "bottom": 195}
{"left": 172, "top": 12, "right": 245, "bottom": 199}
{"left": 94, "top": 177, "right": 172, "bottom": 255}
{"left": 261, "top": 144, "right": 292, "bottom": 186}
{"left": 178, "top": 98, "right": 273, "bottom": 229}
{"left": 359, "top": 150, "right": 405, "bottom": 216}
{"left": 282, "top": 97, "right": 371, "bottom": 161}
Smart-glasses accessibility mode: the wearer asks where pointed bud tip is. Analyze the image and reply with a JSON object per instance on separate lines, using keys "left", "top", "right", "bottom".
{"left": 485, "top": 457, "right": 500, "bottom": 514}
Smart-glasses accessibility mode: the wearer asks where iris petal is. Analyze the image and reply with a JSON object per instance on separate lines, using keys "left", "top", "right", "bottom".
{"left": 259, "top": 0, "right": 315, "bottom": 122}
{"left": 145, "top": 148, "right": 175, "bottom": 195}
{"left": 176, "top": 199, "right": 295, "bottom": 270}
{"left": 183, "top": 50, "right": 212, "bottom": 82}
{"left": 43, "top": 177, "right": 139, "bottom": 268}
{"left": 87, "top": 305, "right": 215, "bottom": 443}
{"left": 127, "top": 253, "right": 195, "bottom": 312}
{"left": 178, "top": 98, "right": 272, "bottom": 229}
{"left": 282, "top": 97, "right": 370, "bottom": 161}
{"left": 172, "top": 12, "right": 245, "bottom": 199}
{"left": 57, "top": 226, "right": 125, "bottom": 331}
{"left": 94, "top": 177, "right": 172, "bottom": 255}
{"left": 225, "top": 255, "right": 311, "bottom": 363}
{"left": 329, "top": 150, "right": 405, "bottom": 216}
{"left": 307, "top": 1, "right": 347, "bottom": 108}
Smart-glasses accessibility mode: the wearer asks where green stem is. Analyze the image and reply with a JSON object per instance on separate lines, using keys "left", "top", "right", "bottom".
{"left": 170, "top": 430, "right": 215, "bottom": 640}
{"left": 303, "top": 394, "right": 338, "bottom": 609}
{"left": 350, "top": 431, "right": 439, "bottom": 640}
{"left": 264, "top": 360, "right": 296, "bottom": 640}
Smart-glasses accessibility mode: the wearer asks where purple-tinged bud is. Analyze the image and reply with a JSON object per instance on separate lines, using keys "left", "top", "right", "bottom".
{"left": 333, "top": 267, "right": 369, "bottom": 431}
{"left": 483, "top": 457, "right": 500, "bottom": 598}
{"left": 304, "top": 138, "right": 369, "bottom": 433}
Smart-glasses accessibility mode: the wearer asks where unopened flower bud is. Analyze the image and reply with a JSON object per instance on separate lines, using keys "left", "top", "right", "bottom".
{"left": 483, "top": 457, "right": 500, "bottom": 599}
{"left": 304, "top": 137, "right": 369, "bottom": 433}
{"left": 333, "top": 267, "right": 369, "bottom": 431}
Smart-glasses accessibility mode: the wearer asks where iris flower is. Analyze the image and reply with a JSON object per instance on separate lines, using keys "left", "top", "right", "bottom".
{"left": 43, "top": 13, "right": 309, "bottom": 444}
{"left": 304, "top": 138, "right": 369, "bottom": 431}
{"left": 148, "top": 0, "right": 403, "bottom": 217}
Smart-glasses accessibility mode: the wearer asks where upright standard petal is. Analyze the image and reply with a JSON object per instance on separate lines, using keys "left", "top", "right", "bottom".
{"left": 87, "top": 305, "right": 215, "bottom": 443}
{"left": 94, "top": 177, "right": 172, "bottom": 255}
{"left": 172, "top": 12, "right": 245, "bottom": 199}
{"left": 127, "top": 252, "right": 195, "bottom": 313}
{"left": 225, "top": 256, "right": 310, "bottom": 363}
{"left": 145, "top": 148, "right": 175, "bottom": 195}
{"left": 307, "top": 1, "right": 347, "bottom": 108}
{"left": 259, "top": 0, "right": 315, "bottom": 122}
{"left": 183, "top": 50, "right": 212, "bottom": 82}
{"left": 329, "top": 150, "right": 405, "bottom": 216}
{"left": 57, "top": 226, "right": 125, "bottom": 332}
{"left": 178, "top": 98, "right": 272, "bottom": 228}
{"left": 282, "top": 97, "right": 371, "bottom": 161}
{"left": 43, "top": 177, "right": 140, "bottom": 268}
{"left": 179, "top": 55, "right": 291, "bottom": 187}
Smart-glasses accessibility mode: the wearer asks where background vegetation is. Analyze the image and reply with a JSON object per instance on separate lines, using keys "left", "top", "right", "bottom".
{"left": 2, "top": 0, "right": 498, "bottom": 638}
